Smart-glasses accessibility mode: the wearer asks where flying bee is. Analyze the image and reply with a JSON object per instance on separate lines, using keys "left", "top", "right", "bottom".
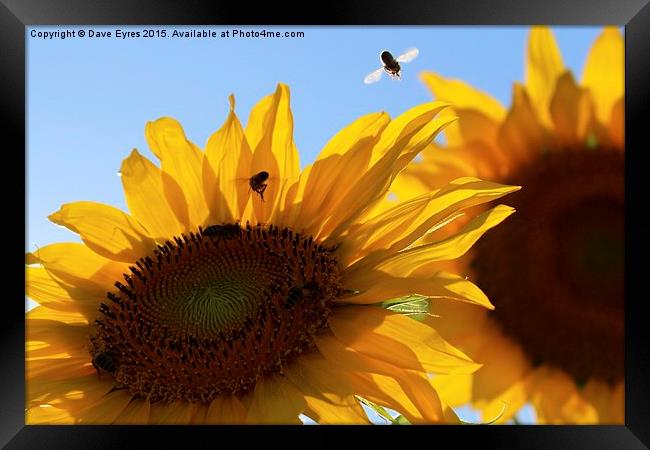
{"left": 92, "top": 351, "right": 117, "bottom": 378}
{"left": 202, "top": 223, "right": 241, "bottom": 242}
{"left": 363, "top": 48, "right": 419, "bottom": 84}
{"left": 232, "top": 171, "right": 277, "bottom": 202}
{"left": 283, "top": 282, "right": 319, "bottom": 309}
{"left": 248, "top": 171, "right": 270, "bottom": 201}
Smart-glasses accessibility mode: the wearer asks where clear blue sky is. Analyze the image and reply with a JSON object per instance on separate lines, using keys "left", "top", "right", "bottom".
{"left": 26, "top": 26, "right": 607, "bottom": 423}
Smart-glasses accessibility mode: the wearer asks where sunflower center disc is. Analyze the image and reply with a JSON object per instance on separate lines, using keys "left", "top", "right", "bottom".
{"left": 91, "top": 223, "right": 341, "bottom": 403}
{"left": 472, "top": 150, "right": 624, "bottom": 383}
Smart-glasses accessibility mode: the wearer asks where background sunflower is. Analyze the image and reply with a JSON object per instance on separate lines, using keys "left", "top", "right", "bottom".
{"left": 390, "top": 26, "right": 624, "bottom": 424}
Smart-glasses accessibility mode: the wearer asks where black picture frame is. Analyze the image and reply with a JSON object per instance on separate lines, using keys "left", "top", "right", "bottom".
{"left": 4, "top": 0, "right": 649, "bottom": 448}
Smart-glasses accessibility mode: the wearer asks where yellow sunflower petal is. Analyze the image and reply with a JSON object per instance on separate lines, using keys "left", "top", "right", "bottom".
{"left": 470, "top": 322, "right": 530, "bottom": 403}
{"left": 430, "top": 372, "right": 473, "bottom": 407}
{"left": 498, "top": 83, "right": 546, "bottom": 163}
{"left": 340, "top": 177, "right": 520, "bottom": 265}
{"left": 26, "top": 304, "right": 88, "bottom": 324}
{"left": 113, "top": 397, "right": 151, "bottom": 424}
{"left": 26, "top": 243, "right": 129, "bottom": 298}
{"left": 531, "top": 367, "right": 598, "bottom": 424}
{"left": 246, "top": 83, "right": 299, "bottom": 184}
{"left": 348, "top": 372, "right": 426, "bottom": 423}
{"left": 27, "top": 374, "right": 114, "bottom": 412}
{"left": 190, "top": 404, "right": 209, "bottom": 424}
{"left": 525, "top": 26, "right": 565, "bottom": 126}
{"left": 295, "top": 113, "right": 389, "bottom": 235}
{"left": 75, "top": 389, "right": 134, "bottom": 424}
{"left": 549, "top": 71, "right": 593, "bottom": 146}
{"left": 446, "top": 141, "right": 514, "bottom": 181}
{"left": 424, "top": 287, "right": 492, "bottom": 343}
{"left": 145, "top": 117, "right": 208, "bottom": 227}
{"left": 611, "top": 381, "right": 625, "bottom": 423}
{"left": 246, "top": 84, "right": 299, "bottom": 223}
{"left": 285, "top": 354, "right": 370, "bottom": 424}
{"left": 322, "top": 103, "right": 453, "bottom": 240}
{"left": 452, "top": 108, "right": 503, "bottom": 149}
{"left": 420, "top": 72, "right": 507, "bottom": 123}
{"left": 315, "top": 333, "right": 397, "bottom": 377}
{"left": 279, "top": 166, "right": 309, "bottom": 228}
{"left": 330, "top": 306, "right": 480, "bottom": 374}
{"left": 609, "top": 97, "right": 624, "bottom": 150}
{"left": 25, "top": 267, "right": 101, "bottom": 318}
{"left": 583, "top": 379, "right": 624, "bottom": 424}
{"left": 148, "top": 401, "right": 197, "bottom": 424}
{"left": 386, "top": 144, "right": 478, "bottom": 201}
{"left": 248, "top": 141, "right": 279, "bottom": 224}
{"left": 204, "top": 95, "right": 254, "bottom": 222}
{"left": 373, "top": 205, "right": 515, "bottom": 276}
{"left": 550, "top": 72, "right": 593, "bottom": 147}
{"left": 318, "top": 112, "right": 390, "bottom": 160}
{"left": 397, "top": 370, "right": 449, "bottom": 423}
{"left": 246, "top": 374, "right": 306, "bottom": 424}
{"left": 27, "top": 314, "right": 90, "bottom": 360}
{"left": 355, "top": 364, "right": 448, "bottom": 423}
{"left": 120, "top": 149, "right": 188, "bottom": 238}
{"left": 582, "top": 27, "right": 624, "bottom": 125}
{"left": 479, "top": 375, "right": 534, "bottom": 423}
{"left": 315, "top": 334, "right": 445, "bottom": 423}
{"left": 27, "top": 355, "right": 95, "bottom": 381}
{"left": 201, "top": 154, "right": 233, "bottom": 224}
{"left": 205, "top": 395, "right": 247, "bottom": 424}
{"left": 26, "top": 405, "right": 76, "bottom": 424}
{"left": 48, "top": 201, "right": 156, "bottom": 262}
{"left": 371, "top": 103, "right": 453, "bottom": 169}
{"left": 340, "top": 270, "right": 493, "bottom": 309}
{"left": 354, "top": 370, "right": 448, "bottom": 424}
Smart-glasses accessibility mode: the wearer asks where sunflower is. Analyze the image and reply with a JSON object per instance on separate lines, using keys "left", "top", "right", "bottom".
{"left": 25, "top": 83, "right": 520, "bottom": 424}
{"left": 389, "top": 27, "right": 624, "bottom": 424}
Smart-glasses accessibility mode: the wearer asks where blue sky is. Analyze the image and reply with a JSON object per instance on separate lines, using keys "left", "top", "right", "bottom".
{"left": 26, "top": 26, "right": 609, "bottom": 423}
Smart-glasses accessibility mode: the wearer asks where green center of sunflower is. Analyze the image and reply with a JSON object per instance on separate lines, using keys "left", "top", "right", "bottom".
{"left": 90, "top": 223, "right": 341, "bottom": 403}
{"left": 471, "top": 149, "right": 624, "bottom": 383}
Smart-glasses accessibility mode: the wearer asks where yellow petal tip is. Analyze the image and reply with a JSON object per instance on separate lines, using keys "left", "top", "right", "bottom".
{"left": 25, "top": 252, "right": 39, "bottom": 265}
{"left": 47, "top": 209, "right": 63, "bottom": 225}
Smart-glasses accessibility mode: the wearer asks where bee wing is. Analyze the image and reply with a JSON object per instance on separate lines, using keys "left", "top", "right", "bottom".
{"left": 396, "top": 47, "right": 419, "bottom": 63}
{"left": 231, "top": 175, "right": 280, "bottom": 183}
{"left": 363, "top": 67, "right": 384, "bottom": 84}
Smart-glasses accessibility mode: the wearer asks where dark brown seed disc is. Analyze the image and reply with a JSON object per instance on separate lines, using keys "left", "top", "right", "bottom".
{"left": 90, "top": 223, "right": 342, "bottom": 403}
{"left": 472, "top": 149, "right": 624, "bottom": 383}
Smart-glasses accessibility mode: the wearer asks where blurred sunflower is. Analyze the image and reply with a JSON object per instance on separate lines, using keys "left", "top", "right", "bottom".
{"left": 390, "top": 27, "right": 624, "bottom": 423}
{"left": 25, "top": 83, "right": 520, "bottom": 425}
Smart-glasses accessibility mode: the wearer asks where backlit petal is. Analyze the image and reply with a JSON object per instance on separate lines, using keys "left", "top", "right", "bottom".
{"left": 48, "top": 201, "right": 156, "bottom": 262}
{"left": 205, "top": 395, "right": 247, "bottom": 424}
{"left": 120, "top": 149, "right": 188, "bottom": 238}
{"left": 330, "top": 306, "right": 480, "bottom": 374}
{"left": 204, "top": 94, "right": 253, "bottom": 222}
{"left": 525, "top": 26, "right": 565, "bottom": 126}
{"left": 246, "top": 375, "right": 306, "bottom": 424}
{"left": 145, "top": 117, "right": 209, "bottom": 227}
{"left": 582, "top": 27, "right": 624, "bottom": 125}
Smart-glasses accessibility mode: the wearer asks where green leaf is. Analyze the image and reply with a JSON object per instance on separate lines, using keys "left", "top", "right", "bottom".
{"left": 378, "top": 295, "right": 435, "bottom": 322}
{"left": 356, "top": 396, "right": 401, "bottom": 425}
{"left": 394, "top": 414, "right": 411, "bottom": 425}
